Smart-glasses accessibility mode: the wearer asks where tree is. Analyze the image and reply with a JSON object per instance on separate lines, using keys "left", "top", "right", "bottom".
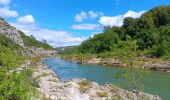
{"left": 61, "top": 5, "right": 170, "bottom": 57}
{"left": 78, "top": 28, "right": 120, "bottom": 53}
{"left": 123, "top": 17, "right": 138, "bottom": 38}
{"left": 153, "top": 6, "right": 170, "bottom": 27}
{"left": 115, "top": 38, "right": 148, "bottom": 94}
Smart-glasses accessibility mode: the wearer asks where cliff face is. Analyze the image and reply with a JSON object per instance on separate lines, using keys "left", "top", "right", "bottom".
{"left": 0, "top": 17, "right": 24, "bottom": 46}
{"left": 0, "top": 17, "right": 56, "bottom": 56}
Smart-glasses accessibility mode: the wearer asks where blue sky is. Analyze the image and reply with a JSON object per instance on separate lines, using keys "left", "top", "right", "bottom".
{"left": 0, "top": 0, "right": 170, "bottom": 47}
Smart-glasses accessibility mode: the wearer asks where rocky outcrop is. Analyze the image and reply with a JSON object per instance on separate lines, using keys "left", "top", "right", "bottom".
{"left": 77, "top": 58, "right": 122, "bottom": 67}
{"left": 144, "top": 60, "right": 170, "bottom": 72}
{"left": 33, "top": 62, "right": 162, "bottom": 100}
{"left": 22, "top": 47, "right": 56, "bottom": 57}
{"left": 0, "top": 17, "right": 24, "bottom": 46}
{"left": 0, "top": 17, "right": 56, "bottom": 57}
{"left": 65, "top": 57, "right": 170, "bottom": 73}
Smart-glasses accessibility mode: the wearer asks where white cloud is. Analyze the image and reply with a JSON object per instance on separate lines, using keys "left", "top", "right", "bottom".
{"left": 89, "top": 11, "right": 98, "bottom": 18}
{"left": 75, "top": 11, "right": 103, "bottom": 22}
{"left": 75, "top": 11, "right": 87, "bottom": 22}
{"left": 0, "top": 0, "right": 11, "bottom": 5}
{"left": 0, "top": 6, "right": 18, "bottom": 17}
{"left": 71, "top": 23, "right": 99, "bottom": 30}
{"left": 99, "top": 10, "right": 145, "bottom": 27}
{"left": 123, "top": 10, "right": 145, "bottom": 18}
{"left": 88, "top": 11, "right": 103, "bottom": 19}
{"left": 17, "top": 14, "right": 35, "bottom": 24}
{"left": 10, "top": 21, "right": 87, "bottom": 47}
{"left": 99, "top": 16, "right": 122, "bottom": 27}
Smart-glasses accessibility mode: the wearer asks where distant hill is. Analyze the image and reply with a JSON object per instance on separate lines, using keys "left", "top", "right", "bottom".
{"left": 56, "top": 46, "right": 77, "bottom": 54}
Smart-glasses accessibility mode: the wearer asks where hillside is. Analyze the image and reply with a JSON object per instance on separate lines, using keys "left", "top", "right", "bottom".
{"left": 0, "top": 17, "right": 55, "bottom": 99}
{"left": 64, "top": 5, "right": 170, "bottom": 58}
{"left": 0, "top": 17, "right": 24, "bottom": 46}
{"left": 0, "top": 16, "right": 53, "bottom": 49}
{"left": 19, "top": 31, "right": 53, "bottom": 50}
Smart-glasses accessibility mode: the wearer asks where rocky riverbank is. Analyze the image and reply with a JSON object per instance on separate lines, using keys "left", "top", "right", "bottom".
{"left": 32, "top": 61, "right": 162, "bottom": 100}
{"left": 61, "top": 56, "right": 170, "bottom": 73}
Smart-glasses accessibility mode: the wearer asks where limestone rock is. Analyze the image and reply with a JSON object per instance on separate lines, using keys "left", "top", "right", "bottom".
{"left": 0, "top": 17, "right": 24, "bottom": 46}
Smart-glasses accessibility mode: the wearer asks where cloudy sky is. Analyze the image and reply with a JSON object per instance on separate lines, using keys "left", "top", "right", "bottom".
{"left": 0, "top": 0, "right": 169, "bottom": 47}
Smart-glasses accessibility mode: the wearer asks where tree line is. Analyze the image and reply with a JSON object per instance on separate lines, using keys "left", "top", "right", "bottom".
{"left": 62, "top": 5, "right": 170, "bottom": 58}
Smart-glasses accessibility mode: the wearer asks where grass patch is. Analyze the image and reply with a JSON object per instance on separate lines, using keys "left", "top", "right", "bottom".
{"left": 41, "top": 95, "right": 52, "bottom": 100}
{"left": 111, "top": 95, "right": 123, "bottom": 100}
{"left": 78, "top": 80, "right": 91, "bottom": 93}
{"left": 41, "top": 72, "right": 49, "bottom": 77}
{"left": 97, "top": 91, "right": 108, "bottom": 97}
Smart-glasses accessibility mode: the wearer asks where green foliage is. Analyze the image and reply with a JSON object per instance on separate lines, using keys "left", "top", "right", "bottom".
{"left": 19, "top": 31, "right": 53, "bottom": 50}
{"left": 79, "top": 80, "right": 91, "bottom": 86}
{"left": 0, "top": 35, "right": 37, "bottom": 99}
{"left": 97, "top": 91, "right": 108, "bottom": 97}
{"left": 0, "top": 35, "right": 24, "bottom": 68}
{"left": 113, "top": 39, "right": 149, "bottom": 91}
{"left": 0, "top": 69, "right": 36, "bottom": 100}
{"left": 0, "top": 35, "right": 24, "bottom": 67}
{"left": 0, "top": 18, "right": 54, "bottom": 99}
{"left": 152, "top": 6, "right": 170, "bottom": 27}
{"left": 79, "top": 80, "right": 91, "bottom": 93}
{"left": 0, "top": 35, "right": 21, "bottom": 50}
{"left": 123, "top": 17, "right": 139, "bottom": 38}
{"left": 60, "top": 53, "right": 96, "bottom": 62}
{"left": 78, "top": 28, "right": 120, "bottom": 53}
{"left": 59, "top": 6, "right": 170, "bottom": 92}
{"left": 0, "top": 45, "right": 19, "bottom": 68}
{"left": 116, "top": 68, "right": 148, "bottom": 91}
{"left": 61, "top": 5, "right": 170, "bottom": 58}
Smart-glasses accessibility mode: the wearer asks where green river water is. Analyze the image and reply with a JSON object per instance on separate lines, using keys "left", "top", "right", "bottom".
{"left": 43, "top": 58, "right": 170, "bottom": 100}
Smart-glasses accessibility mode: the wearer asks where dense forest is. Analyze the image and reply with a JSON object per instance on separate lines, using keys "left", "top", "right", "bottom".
{"left": 61, "top": 5, "right": 170, "bottom": 59}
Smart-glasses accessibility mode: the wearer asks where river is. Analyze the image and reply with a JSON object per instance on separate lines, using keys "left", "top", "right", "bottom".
{"left": 43, "top": 57, "right": 170, "bottom": 100}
